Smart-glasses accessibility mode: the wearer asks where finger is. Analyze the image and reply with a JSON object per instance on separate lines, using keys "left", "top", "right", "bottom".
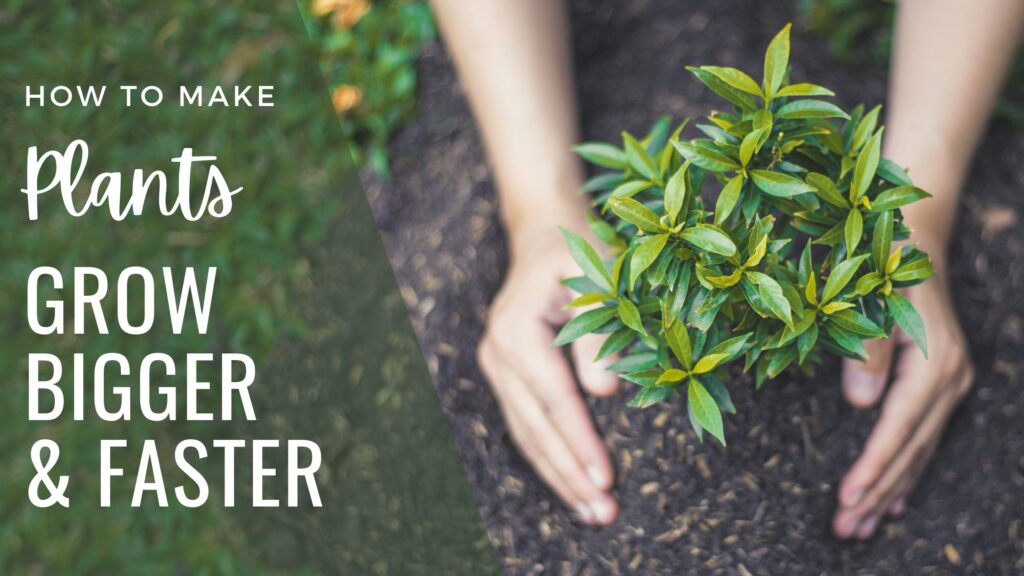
{"left": 837, "top": 357, "right": 939, "bottom": 511}
{"left": 501, "top": 367, "right": 619, "bottom": 524}
{"left": 848, "top": 380, "right": 962, "bottom": 538}
{"left": 571, "top": 332, "right": 620, "bottom": 397}
{"left": 842, "top": 337, "right": 896, "bottom": 408}
{"left": 510, "top": 322, "right": 616, "bottom": 491}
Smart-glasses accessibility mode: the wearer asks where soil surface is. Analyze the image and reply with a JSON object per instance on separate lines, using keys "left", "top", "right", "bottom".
{"left": 364, "top": 1, "right": 1024, "bottom": 574}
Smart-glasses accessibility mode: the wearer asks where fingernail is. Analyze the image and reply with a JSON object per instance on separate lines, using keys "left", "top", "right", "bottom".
{"left": 843, "top": 489, "right": 864, "bottom": 508}
{"left": 842, "top": 517, "right": 860, "bottom": 539}
{"left": 857, "top": 516, "right": 878, "bottom": 539}
{"left": 589, "top": 499, "right": 615, "bottom": 524}
{"left": 575, "top": 502, "right": 594, "bottom": 524}
{"left": 587, "top": 465, "right": 609, "bottom": 489}
{"left": 890, "top": 498, "right": 906, "bottom": 515}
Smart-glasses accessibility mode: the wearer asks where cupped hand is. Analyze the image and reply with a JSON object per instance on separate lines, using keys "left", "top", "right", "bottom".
{"left": 833, "top": 269, "right": 973, "bottom": 539}
{"left": 477, "top": 220, "right": 621, "bottom": 525}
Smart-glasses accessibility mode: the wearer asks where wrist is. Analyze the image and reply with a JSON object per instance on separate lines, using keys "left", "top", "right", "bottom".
{"left": 503, "top": 193, "right": 593, "bottom": 260}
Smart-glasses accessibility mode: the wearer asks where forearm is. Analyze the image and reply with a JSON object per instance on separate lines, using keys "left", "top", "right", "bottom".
{"left": 430, "top": 0, "right": 586, "bottom": 257}
{"left": 885, "top": 0, "right": 1024, "bottom": 257}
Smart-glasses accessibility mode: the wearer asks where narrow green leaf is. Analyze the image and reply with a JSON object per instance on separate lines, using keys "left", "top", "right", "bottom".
{"left": 703, "top": 376, "right": 736, "bottom": 414}
{"left": 561, "top": 227, "right": 613, "bottom": 292}
{"left": 630, "top": 386, "right": 672, "bottom": 408}
{"left": 673, "top": 140, "right": 741, "bottom": 172}
{"left": 573, "top": 142, "right": 626, "bottom": 169}
{"left": 630, "top": 233, "right": 670, "bottom": 286}
{"left": 750, "top": 170, "right": 815, "bottom": 198}
{"left": 656, "top": 368, "right": 688, "bottom": 385}
{"left": 821, "top": 255, "right": 869, "bottom": 304}
{"left": 871, "top": 210, "right": 893, "bottom": 272}
{"left": 687, "top": 66, "right": 761, "bottom": 111}
{"left": 665, "top": 320, "right": 693, "bottom": 370}
{"left": 851, "top": 105, "right": 880, "bottom": 153}
{"left": 870, "top": 185, "right": 931, "bottom": 212}
{"left": 610, "top": 180, "right": 653, "bottom": 200}
{"left": 844, "top": 208, "right": 863, "bottom": 256}
{"left": 618, "top": 298, "right": 647, "bottom": 336}
{"left": 596, "top": 326, "right": 634, "bottom": 360}
{"left": 829, "top": 309, "right": 885, "bottom": 339}
{"left": 747, "top": 271, "right": 793, "bottom": 327}
{"left": 714, "top": 175, "right": 744, "bottom": 226}
{"left": 680, "top": 224, "right": 738, "bottom": 257}
{"left": 623, "top": 132, "right": 660, "bottom": 181}
{"left": 554, "top": 306, "right": 617, "bottom": 346}
{"left": 775, "top": 83, "right": 835, "bottom": 97}
{"left": 763, "top": 23, "right": 791, "bottom": 98}
{"left": 664, "top": 163, "right": 689, "bottom": 223}
{"left": 851, "top": 129, "right": 883, "bottom": 200}
{"left": 806, "top": 172, "right": 849, "bottom": 209}
{"left": 699, "top": 66, "right": 764, "bottom": 97}
{"left": 775, "top": 99, "right": 850, "bottom": 120}
{"left": 740, "top": 127, "right": 766, "bottom": 167}
{"left": 886, "top": 291, "right": 928, "bottom": 357}
{"left": 608, "top": 197, "right": 663, "bottom": 233}
{"left": 689, "top": 379, "right": 725, "bottom": 445}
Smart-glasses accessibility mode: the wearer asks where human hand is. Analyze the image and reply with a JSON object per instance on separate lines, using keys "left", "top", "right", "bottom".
{"left": 477, "top": 217, "right": 620, "bottom": 525}
{"left": 833, "top": 264, "right": 973, "bottom": 539}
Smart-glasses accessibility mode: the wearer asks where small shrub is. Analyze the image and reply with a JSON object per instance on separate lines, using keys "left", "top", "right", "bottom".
{"left": 558, "top": 24, "right": 933, "bottom": 445}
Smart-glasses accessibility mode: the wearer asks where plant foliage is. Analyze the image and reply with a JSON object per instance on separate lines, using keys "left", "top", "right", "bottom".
{"left": 559, "top": 24, "right": 933, "bottom": 446}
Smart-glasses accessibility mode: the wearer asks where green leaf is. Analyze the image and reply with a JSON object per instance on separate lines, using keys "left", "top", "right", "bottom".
{"left": 673, "top": 140, "right": 741, "bottom": 172}
{"left": 878, "top": 158, "right": 913, "bottom": 186}
{"left": 617, "top": 298, "right": 647, "bottom": 336}
{"left": 596, "top": 326, "right": 634, "bottom": 360}
{"left": 747, "top": 271, "right": 793, "bottom": 327}
{"left": 891, "top": 257, "right": 934, "bottom": 282}
{"left": 623, "top": 131, "right": 660, "bottom": 181}
{"left": 851, "top": 129, "right": 883, "bottom": 200}
{"left": 715, "top": 174, "right": 744, "bottom": 226}
{"left": 687, "top": 67, "right": 761, "bottom": 111}
{"left": 610, "top": 180, "right": 653, "bottom": 200}
{"left": 844, "top": 208, "right": 863, "bottom": 256}
{"left": 871, "top": 210, "right": 893, "bottom": 272}
{"left": 665, "top": 320, "right": 693, "bottom": 370}
{"left": 609, "top": 352, "right": 659, "bottom": 372}
{"left": 824, "top": 322, "right": 868, "bottom": 361}
{"left": 704, "top": 332, "right": 753, "bottom": 361}
{"left": 750, "top": 170, "right": 815, "bottom": 198}
{"left": 680, "top": 224, "right": 738, "bottom": 256}
{"left": 821, "top": 255, "right": 868, "bottom": 304}
{"left": 887, "top": 291, "right": 928, "bottom": 357}
{"left": 664, "top": 163, "right": 689, "bottom": 223}
{"left": 775, "top": 99, "right": 850, "bottom": 120}
{"left": 554, "top": 306, "right": 617, "bottom": 346}
{"left": 656, "top": 368, "right": 688, "bottom": 385}
{"left": 740, "top": 127, "right": 766, "bottom": 167}
{"left": 629, "top": 386, "right": 673, "bottom": 408}
{"left": 630, "top": 233, "right": 670, "bottom": 286}
{"left": 763, "top": 23, "right": 791, "bottom": 98}
{"left": 698, "top": 66, "right": 764, "bottom": 97}
{"left": 693, "top": 353, "right": 729, "bottom": 374}
{"left": 573, "top": 142, "right": 626, "bottom": 169}
{"left": 797, "top": 322, "right": 819, "bottom": 363}
{"left": 582, "top": 172, "right": 625, "bottom": 194}
{"left": 561, "top": 227, "right": 613, "bottom": 293}
{"left": 806, "top": 172, "right": 850, "bottom": 209}
{"left": 775, "top": 83, "right": 835, "bottom": 98}
{"left": 829, "top": 309, "right": 885, "bottom": 339}
{"left": 855, "top": 271, "right": 885, "bottom": 295}
{"left": 870, "top": 185, "right": 931, "bottom": 212}
{"left": 587, "top": 211, "right": 626, "bottom": 249}
{"left": 567, "top": 293, "right": 610, "bottom": 308}
{"left": 851, "top": 105, "right": 880, "bottom": 153}
{"left": 608, "top": 197, "right": 663, "bottom": 233}
{"left": 689, "top": 379, "right": 725, "bottom": 445}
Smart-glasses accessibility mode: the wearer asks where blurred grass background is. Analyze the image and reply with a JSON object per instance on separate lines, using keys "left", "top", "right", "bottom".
{"left": 0, "top": 0, "right": 435, "bottom": 574}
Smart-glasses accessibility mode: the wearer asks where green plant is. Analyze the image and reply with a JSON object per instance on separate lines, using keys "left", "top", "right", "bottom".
{"left": 303, "top": 0, "right": 435, "bottom": 175}
{"left": 557, "top": 24, "right": 933, "bottom": 446}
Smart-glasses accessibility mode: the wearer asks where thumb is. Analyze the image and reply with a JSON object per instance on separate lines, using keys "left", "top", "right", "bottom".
{"left": 571, "top": 332, "right": 620, "bottom": 397}
{"left": 842, "top": 336, "right": 896, "bottom": 408}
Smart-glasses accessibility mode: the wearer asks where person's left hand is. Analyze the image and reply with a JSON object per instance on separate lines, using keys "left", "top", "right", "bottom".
{"left": 832, "top": 268, "right": 973, "bottom": 540}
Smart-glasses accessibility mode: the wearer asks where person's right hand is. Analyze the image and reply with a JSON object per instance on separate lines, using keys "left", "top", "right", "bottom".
{"left": 477, "top": 216, "right": 620, "bottom": 525}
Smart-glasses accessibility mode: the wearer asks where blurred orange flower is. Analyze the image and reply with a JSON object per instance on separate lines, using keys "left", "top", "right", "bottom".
{"left": 310, "top": 0, "right": 371, "bottom": 28}
{"left": 331, "top": 84, "right": 363, "bottom": 113}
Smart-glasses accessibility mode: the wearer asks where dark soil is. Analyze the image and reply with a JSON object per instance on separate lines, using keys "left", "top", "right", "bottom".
{"left": 365, "top": 1, "right": 1024, "bottom": 573}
